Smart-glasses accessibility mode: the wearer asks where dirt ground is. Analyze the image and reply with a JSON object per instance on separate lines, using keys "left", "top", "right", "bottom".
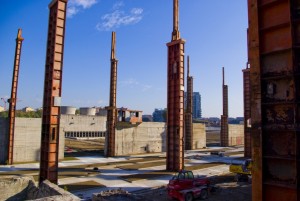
{"left": 66, "top": 134, "right": 252, "bottom": 201}
{"left": 133, "top": 184, "right": 251, "bottom": 201}
{"left": 93, "top": 175, "right": 251, "bottom": 201}
{"left": 65, "top": 138, "right": 104, "bottom": 151}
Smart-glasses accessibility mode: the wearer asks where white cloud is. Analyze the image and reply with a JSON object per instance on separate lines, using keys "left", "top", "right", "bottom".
{"left": 113, "top": 1, "right": 124, "bottom": 10}
{"left": 120, "top": 79, "right": 152, "bottom": 92}
{"left": 96, "top": 2, "right": 143, "bottom": 31}
{"left": 120, "top": 78, "right": 139, "bottom": 86}
{"left": 67, "top": 6, "right": 79, "bottom": 17}
{"left": 131, "top": 8, "right": 143, "bottom": 15}
{"left": 67, "top": 0, "right": 97, "bottom": 18}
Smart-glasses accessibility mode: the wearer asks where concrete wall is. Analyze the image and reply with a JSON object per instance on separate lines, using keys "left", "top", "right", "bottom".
{"left": 0, "top": 118, "right": 8, "bottom": 164}
{"left": 0, "top": 115, "right": 106, "bottom": 163}
{"left": 60, "top": 115, "right": 106, "bottom": 133}
{"left": 115, "top": 122, "right": 166, "bottom": 155}
{"left": 0, "top": 117, "right": 64, "bottom": 163}
{"left": 0, "top": 115, "right": 206, "bottom": 162}
{"left": 115, "top": 122, "right": 206, "bottom": 156}
{"left": 192, "top": 123, "right": 206, "bottom": 149}
{"left": 228, "top": 124, "right": 244, "bottom": 146}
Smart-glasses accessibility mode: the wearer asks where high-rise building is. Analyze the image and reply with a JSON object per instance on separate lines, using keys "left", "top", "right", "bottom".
{"left": 184, "top": 92, "right": 202, "bottom": 119}
{"left": 152, "top": 108, "right": 166, "bottom": 122}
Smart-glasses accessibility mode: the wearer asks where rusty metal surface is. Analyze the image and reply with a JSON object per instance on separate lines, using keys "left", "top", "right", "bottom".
{"left": 220, "top": 67, "right": 228, "bottom": 147}
{"left": 249, "top": 0, "right": 300, "bottom": 200}
{"left": 166, "top": 0, "right": 185, "bottom": 171}
{"left": 7, "top": 29, "right": 24, "bottom": 165}
{"left": 185, "top": 56, "right": 193, "bottom": 150}
{"left": 39, "top": 0, "right": 67, "bottom": 184}
{"left": 243, "top": 67, "right": 251, "bottom": 158}
{"left": 106, "top": 32, "right": 118, "bottom": 157}
{"left": 248, "top": 0, "right": 263, "bottom": 200}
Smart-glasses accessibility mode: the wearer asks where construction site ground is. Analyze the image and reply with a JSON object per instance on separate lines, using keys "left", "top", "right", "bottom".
{"left": 0, "top": 132, "right": 251, "bottom": 201}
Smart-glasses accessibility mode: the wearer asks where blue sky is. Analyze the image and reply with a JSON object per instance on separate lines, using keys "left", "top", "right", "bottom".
{"left": 0, "top": 0, "right": 248, "bottom": 117}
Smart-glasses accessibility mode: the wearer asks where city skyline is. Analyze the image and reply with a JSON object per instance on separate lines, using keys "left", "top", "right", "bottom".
{"left": 0, "top": 0, "right": 247, "bottom": 117}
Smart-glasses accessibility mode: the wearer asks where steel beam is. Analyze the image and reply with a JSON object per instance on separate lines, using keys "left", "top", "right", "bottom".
{"left": 39, "top": 0, "right": 67, "bottom": 184}
{"left": 7, "top": 29, "right": 24, "bottom": 165}
{"left": 185, "top": 56, "right": 193, "bottom": 150}
{"left": 105, "top": 32, "right": 118, "bottom": 157}
{"left": 166, "top": 0, "right": 185, "bottom": 171}
{"left": 220, "top": 67, "right": 229, "bottom": 147}
{"left": 249, "top": 0, "right": 300, "bottom": 200}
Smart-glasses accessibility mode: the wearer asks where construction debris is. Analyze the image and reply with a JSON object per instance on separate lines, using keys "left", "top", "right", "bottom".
{"left": 92, "top": 188, "right": 132, "bottom": 201}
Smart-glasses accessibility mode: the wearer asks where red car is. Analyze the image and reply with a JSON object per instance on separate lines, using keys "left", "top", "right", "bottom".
{"left": 167, "top": 170, "right": 210, "bottom": 201}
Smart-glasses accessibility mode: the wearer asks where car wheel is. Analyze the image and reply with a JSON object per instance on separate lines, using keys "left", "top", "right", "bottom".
{"left": 185, "top": 192, "right": 193, "bottom": 201}
{"left": 200, "top": 189, "right": 208, "bottom": 200}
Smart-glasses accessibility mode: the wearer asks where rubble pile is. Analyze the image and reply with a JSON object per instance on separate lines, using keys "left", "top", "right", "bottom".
{"left": 92, "top": 188, "right": 133, "bottom": 201}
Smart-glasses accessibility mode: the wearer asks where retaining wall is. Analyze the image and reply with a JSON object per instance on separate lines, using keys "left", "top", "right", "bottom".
{"left": 60, "top": 115, "right": 106, "bottom": 133}
{"left": 0, "top": 118, "right": 8, "bottom": 163}
{"left": 192, "top": 123, "right": 206, "bottom": 149}
{"left": 228, "top": 124, "right": 244, "bottom": 146}
{"left": 0, "top": 118, "right": 64, "bottom": 163}
{"left": 115, "top": 122, "right": 206, "bottom": 155}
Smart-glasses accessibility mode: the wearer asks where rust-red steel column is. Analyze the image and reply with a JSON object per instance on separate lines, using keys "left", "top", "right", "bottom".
{"left": 39, "top": 0, "right": 67, "bottom": 184}
{"left": 7, "top": 29, "right": 24, "bottom": 165}
{"left": 220, "top": 67, "right": 229, "bottom": 147}
{"left": 249, "top": 0, "right": 300, "bottom": 200}
{"left": 105, "top": 31, "right": 118, "bottom": 157}
{"left": 166, "top": 0, "right": 185, "bottom": 171}
{"left": 185, "top": 56, "right": 193, "bottom": 150}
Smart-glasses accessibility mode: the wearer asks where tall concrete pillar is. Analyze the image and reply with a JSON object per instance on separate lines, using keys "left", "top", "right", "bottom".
{"left": 166, "top": 0, "right": 185, "bottom": 171}
{"left": 7, "top": 29, "right": 24, "bottom": 165}
{"left": 39, "top": 0, "right": 67, "bottom": 184}
{"left": 243, "top": 65, "right": 251, "bottom": 158}
{"left": 220, "top": 67, "right": 229, "bottom": 147}
{"left": 105, "top": 32, "right": 118, "bottom": 157}
{"left": 185, "top": 56, "right": 193, "bottom": 150}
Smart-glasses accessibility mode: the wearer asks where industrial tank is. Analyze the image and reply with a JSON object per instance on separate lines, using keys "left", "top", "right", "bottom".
{"left": 60, "top": 106, "right": 76, "bottom": 115}
{"left": 80, "top": 107, "right": 96, "bottom": 116}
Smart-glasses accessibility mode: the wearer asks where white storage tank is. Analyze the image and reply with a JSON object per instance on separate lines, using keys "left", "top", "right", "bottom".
{"left": 80, "top": 107, "right": 96, "bottom": 116}
{"left": 61, "top": 106, "right": 76, "bottom": 115}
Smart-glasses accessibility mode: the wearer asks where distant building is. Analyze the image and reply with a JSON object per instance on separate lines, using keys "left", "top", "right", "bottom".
{"left": 228, "top": 117, "right": 244, "bottom": 124}
{"left": 0, "top": 106, "right": 4, "bottom": 112}
{"left": 118, "top": 107, "right": 142, "bottom": 123}
{"left": 22, "top": 107, "right": 35, "bottom": 112}
{"left": 184, "top": 92, "right": 202, "bottom": 119}
{"left": 142, "top": 115, "right": 153, "bottom": 122}
{"left": 152, "top": 108, "right": 166, "bottom": 122}
{"left": 95, "top": 107, "right": 107, "bottom": 116}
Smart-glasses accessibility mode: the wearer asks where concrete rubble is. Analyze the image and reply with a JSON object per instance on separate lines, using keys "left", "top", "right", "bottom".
{"left": 92, "top": 188, "right": 133, "bottom": 201}
{"left": 0, "top": 175, "right": 80, "bottom": 201}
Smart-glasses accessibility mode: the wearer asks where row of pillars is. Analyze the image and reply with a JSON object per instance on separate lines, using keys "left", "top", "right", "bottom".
{"left": 7, "top": 1, "right": 299, "bottom": 200}
{"left": 4, "top": 0, "right": 120, "bottom": 184}
{"left": 5, "top": 0, "right": 241, "bottom": 179}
